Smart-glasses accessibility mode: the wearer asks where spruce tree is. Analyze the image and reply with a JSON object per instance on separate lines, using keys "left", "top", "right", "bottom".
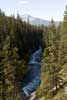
{"left": 36, "top": 20, "right": 63, "bottom": 100}
{"left": 0, "top": 33, "right": 22, "bottom": 100}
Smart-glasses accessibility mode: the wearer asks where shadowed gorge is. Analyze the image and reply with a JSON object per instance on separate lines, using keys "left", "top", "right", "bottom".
{"left": 22, "top": 48, "right": 42, "bottom": 96}
{"left": 0, "top": 9, "right": 44, "bottom": 100}
{"left": 0, "top": 5, "right": 67, "bottom": 100}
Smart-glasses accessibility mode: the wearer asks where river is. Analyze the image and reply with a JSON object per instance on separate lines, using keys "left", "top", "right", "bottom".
{"left": 22, "top": 47, "right": 42, "bottom": 96}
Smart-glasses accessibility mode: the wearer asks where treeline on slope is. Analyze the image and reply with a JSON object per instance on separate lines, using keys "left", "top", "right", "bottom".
{"left": 36, "top": 6, "right": 67, "bottom": 100}
{"left": 0, "top": 9, "right": 43, "bottom": 100}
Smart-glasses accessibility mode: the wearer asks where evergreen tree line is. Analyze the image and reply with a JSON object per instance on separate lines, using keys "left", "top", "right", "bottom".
{"left": 0, "top": 5, "right": 67, "bottom": 100}
{"left": 0, "top": 9, "right": 43, "bottom": 100}
{"left": 36, "top": 6, "right": 67, "bottom": 100}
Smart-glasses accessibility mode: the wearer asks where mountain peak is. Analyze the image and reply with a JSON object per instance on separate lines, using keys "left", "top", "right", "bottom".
{"left": 21, "top": 14, "right": 60, "bottom": 26}
{"left": 22, "top": 13, "right": 32, "bottom": 18}
{"left": 21, "top": 14, "right": 35, "bottom": 22}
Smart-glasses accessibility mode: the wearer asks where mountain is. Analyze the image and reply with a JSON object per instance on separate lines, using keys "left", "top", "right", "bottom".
{"left": 21, "top": 14, "right": 60, "bottom": 26}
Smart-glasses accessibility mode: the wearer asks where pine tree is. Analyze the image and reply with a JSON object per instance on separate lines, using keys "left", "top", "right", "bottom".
{"left": 36, "top": 20, "right": 63, "bottom": 100}
{"left": 0, "top": 33, "right": 22, "bottom": 100}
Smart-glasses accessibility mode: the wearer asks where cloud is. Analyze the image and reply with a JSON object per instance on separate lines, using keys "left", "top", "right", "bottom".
{"left": 19, "top": 0, "right": 29, "bottom": 4}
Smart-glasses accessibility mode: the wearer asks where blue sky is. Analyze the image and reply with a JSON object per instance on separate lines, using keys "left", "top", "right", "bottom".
{"left": 0, "top": 0, "right": 67, "bottom": 21}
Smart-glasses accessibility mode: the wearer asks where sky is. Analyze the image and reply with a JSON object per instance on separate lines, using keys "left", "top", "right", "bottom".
{"left": 0, "top": 0, "right": 67, "bottom": 21}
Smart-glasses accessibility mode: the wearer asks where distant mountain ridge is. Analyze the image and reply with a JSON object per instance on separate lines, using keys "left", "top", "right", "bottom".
{"left": 21, "top": 14, "right": 60, "bottom": 26}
